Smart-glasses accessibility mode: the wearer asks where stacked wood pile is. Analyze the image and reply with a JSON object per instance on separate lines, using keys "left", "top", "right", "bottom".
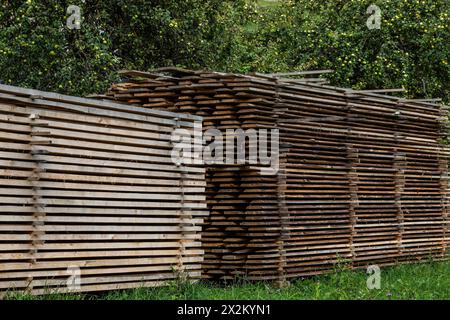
{"left": 0, "top": 84, "right": 207, "bottom": 295}
{"left": 104, "top": 67, "right": 449, "bottom": 283}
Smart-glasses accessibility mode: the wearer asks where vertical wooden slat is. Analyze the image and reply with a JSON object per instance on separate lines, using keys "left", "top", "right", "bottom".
{"left": 393, "top": 150, "right": 406, "bottom": 256}
{"left": 346, "top": 143, "right": 359, "bottom": 267}
{"left": 28, "top": 113, "right": 48, "bottom": 292}
{"left": 276, "top": 158, "right": 288, "bottom": 287}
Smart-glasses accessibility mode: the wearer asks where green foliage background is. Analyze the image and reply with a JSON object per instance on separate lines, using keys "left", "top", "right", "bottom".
{"left": 0, "top": 0, "right": 448, "bottom": 102}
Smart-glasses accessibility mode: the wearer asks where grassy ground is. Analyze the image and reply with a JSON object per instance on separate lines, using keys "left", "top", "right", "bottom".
{"left": 5, "top": 259, "right": 450, "bottom": 300}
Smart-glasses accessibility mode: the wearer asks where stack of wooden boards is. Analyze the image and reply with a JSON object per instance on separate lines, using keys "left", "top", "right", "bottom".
{"left": 104, "top": 67, "right": 449, "bottom": 283}
{"left": 0, "top": 84, "right": 207, "bottom": 295}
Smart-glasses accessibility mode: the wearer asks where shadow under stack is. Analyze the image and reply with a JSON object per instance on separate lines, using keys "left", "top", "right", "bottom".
{"left": 102, "top": 67, "right": 449, "bottom": 284}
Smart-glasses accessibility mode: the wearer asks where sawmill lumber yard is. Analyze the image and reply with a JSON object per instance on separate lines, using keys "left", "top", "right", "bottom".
{"left": 0, "top": 67, "right": 448, "bottom": 294}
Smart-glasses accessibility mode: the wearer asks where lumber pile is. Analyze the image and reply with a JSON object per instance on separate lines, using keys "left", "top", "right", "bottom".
{"left": 0, "top": 84, "right": 207, "bottom": 295}
{"left": 105, "top": 67, "right": 449, "bottom": 283}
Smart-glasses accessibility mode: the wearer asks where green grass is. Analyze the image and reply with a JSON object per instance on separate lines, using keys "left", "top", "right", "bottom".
{"left": 5, "top": 259, "right": 450, "bottom": 300}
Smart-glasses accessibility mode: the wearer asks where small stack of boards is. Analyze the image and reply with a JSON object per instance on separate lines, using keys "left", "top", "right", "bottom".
{"left": 105, "top": 67, "right": 449, "bottom": 283}
{"left": 0, "top": 84, "right": 207, "bottom": 295}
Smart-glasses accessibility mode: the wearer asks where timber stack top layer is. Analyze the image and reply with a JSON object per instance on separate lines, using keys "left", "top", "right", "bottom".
{"left": 0, "top": 84, "right": 207, "bottom": 295}
{"left": 104, "top": 67, "right": 449, "bottom": 283}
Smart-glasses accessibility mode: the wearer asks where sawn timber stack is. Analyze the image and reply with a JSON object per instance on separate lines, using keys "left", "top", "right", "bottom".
{"left": 104, "top": 68, "right": 450, "bottom": 283}
{"left": 0, "top": 84, "right": 207, "bottom": 295}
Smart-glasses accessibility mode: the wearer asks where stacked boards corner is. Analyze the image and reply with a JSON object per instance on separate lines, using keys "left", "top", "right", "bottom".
{"left": 0, "top": 84, "right": 207, "bottom": 295}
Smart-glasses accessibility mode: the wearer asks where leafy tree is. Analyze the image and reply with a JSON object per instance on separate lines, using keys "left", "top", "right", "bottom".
{"left": 0, "top": 0, "right": 448, "bottom": 103}
{"left": 282, "top": 0, "right": 450, "bottom": 102}
{"left": 211, "top": 0, "right": 450, "bottom": 102}
{"left": 0, "top": 0, "right": 120, "bottom": 95}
